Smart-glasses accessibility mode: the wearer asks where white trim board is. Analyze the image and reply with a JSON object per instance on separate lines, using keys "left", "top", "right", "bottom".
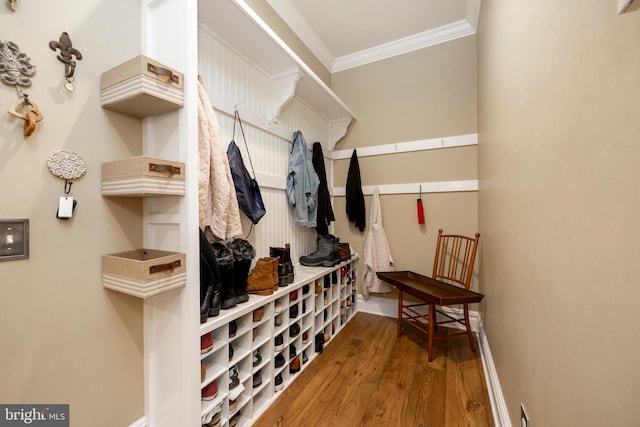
{"left": 266, "top": 0, "right": 481, "bottom": 72}
{"left": 332, "top": 180, "right": 478, "bottom": 197}
{"left": 478, "top": 320, "right": 511, "bottom": 427}
{"left": 331, "top": 134, "right": 477, "bottom": 160}
{"left": 332, "top": 20, "right": 475, "bottom": 72}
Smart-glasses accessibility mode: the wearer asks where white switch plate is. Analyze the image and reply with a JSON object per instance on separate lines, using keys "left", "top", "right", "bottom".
{"left": 0, "top": 219, "right": 29, "bottom": 261}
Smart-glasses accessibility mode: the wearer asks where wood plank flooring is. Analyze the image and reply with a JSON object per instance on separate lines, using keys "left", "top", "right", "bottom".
{"left": 255, "top": 312, "right": 494, "bottom": 427}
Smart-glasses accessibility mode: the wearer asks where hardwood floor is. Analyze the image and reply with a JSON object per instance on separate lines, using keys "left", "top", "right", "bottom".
{"left": 255, "top": 312, "right": 494, "bottom": 427}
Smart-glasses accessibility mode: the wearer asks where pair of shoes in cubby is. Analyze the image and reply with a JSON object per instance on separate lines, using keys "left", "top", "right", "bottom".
{"left": 201, "top": 333, "right": 213, "bottom": 354}
{"left": 202, "top": 380, "right": 218, "bottom": 401}
{"left": 201, "top": 401, "right": 222, "bottom": 426}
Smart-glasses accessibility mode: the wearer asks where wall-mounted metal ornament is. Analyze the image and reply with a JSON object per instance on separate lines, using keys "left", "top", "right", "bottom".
{"left": 49, "top": 32, "right": 82, "bottom": 92}
{"left": 7, "top": 0, "right": 17, "bottom": 11}
{"left": 0, "top": 40, "right": 43, "bottom": 137}
{"left": 47, "top": 150, "right": 86, "bottom": 220}
{"left": 0, "top": 40, "right": 35, "bottom": 99}
{"left": 47, "top": 149, "right": 87, "bottom": 181}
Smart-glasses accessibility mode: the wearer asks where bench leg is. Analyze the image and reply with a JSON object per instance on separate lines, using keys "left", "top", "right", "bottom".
{"left": 464, "top": 304, "right": 476, "bottom": 352}
{"left": 428, "top": 303, "right": 435, "bottom": 362}
{"left": 397, "top": 290, "right": 403, "bottom": 338}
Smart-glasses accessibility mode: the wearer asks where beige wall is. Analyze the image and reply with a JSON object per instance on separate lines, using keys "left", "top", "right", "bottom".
{"left": 331, "top": 37, "right": 479, "bottom": 296}
{"left": 0, "top": 2, "right": 144, "bottom": 426}
{"left": 478, "top": 1, "right": 640, "bottom": 425}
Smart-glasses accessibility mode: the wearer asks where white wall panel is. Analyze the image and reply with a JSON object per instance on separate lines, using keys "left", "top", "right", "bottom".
{"left": 198, "top": 26, "right": 333, "bottom": 261}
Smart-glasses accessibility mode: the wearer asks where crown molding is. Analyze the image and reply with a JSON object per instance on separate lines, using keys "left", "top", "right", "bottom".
{"left": 467, "top": 0, "right": 482, "bottom": 30}
{"left": 268, "top": 0, "right": 481, "bottom": 73}
{"left": 332, "top": 19, "right": 474, "bottom": 72}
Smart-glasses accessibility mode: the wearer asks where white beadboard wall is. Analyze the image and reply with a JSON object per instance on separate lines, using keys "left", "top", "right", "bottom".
{"left": 198, "top": 25, "right": 331, "bottom": 260}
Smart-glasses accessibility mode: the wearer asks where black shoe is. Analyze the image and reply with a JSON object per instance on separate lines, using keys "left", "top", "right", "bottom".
{"left": 229, "top": 343, "right": 234, "bottom": 361}
{"left": 274, "top": 334, "right": 284, "bottom": 351}
{"left": 289, "top": 343, "right": 297, "bottom": 358}
{"left": 289, "top": 304, "right": 298, "bottom": 319}
{"left": 289, "top": 323, "right": 300, "bottom": 338}
{"left": 315, "top": 333, "right": 324, "bottom": 354}
{"left": 274, "top": 353, "right": 285, "bottom": 368}
{"left": 253, "top": 372, "right": 262, "bottom": 388}
{"left": 274, "top": 373, "right": 283, "bottom": 391}
{"left": 229, "top": 320, "right": 237, "bottom": 337}
{"left": 229, "top": 365, "right": 239, "bottom": 389}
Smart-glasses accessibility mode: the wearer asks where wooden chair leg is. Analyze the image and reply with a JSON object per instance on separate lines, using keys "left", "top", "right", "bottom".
{"left": 464, "top": 304, "right": 476, "bottom": 352}
{"left": 428, "top": 303, "right": 435, "bottom": 362}
{"left": 397, "top": 290, "right": 403, "bottom": 338}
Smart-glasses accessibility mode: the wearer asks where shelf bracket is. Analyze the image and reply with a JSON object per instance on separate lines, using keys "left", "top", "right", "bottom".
{"left": 329, "top": 118, "right": 353, "bottom": 150}
{"left": 267, "top": 68, "right": 302, "bottom": 126}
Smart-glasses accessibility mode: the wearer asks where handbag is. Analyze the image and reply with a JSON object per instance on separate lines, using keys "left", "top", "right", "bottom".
{"left": 227, "top": 111, "right": 266, "bottom": 224}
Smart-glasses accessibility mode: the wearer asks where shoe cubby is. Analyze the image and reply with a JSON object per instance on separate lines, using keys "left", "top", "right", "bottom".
{"left": 197, "top": 256, "right": 359, "bottom": 424}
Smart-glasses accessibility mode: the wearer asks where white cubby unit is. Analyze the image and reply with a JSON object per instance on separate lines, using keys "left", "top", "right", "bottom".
{"left": 134, "top": 0, "right": 356, "bottom": 425}
{"left": 199, "top": 257, "right": 359, "bottom": 426}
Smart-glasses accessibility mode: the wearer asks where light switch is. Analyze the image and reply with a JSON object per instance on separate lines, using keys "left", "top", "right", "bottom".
{"left": 0, "top": 219, "right": 29, "bottom": 261}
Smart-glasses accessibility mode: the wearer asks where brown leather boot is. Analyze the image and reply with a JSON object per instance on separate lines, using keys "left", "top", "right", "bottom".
{"left": 247, "top": 258, "right": 275, "bottom": 295}
{"left": 269, "top": 256, "right": 280, "bottom": 291}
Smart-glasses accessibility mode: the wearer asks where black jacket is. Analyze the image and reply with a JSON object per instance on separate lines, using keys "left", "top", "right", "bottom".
{"left": 312, "top": 142, "right": 335, "bottom": 235}
{"left": 345, "top": 149, "right": 365, "bottom": 231}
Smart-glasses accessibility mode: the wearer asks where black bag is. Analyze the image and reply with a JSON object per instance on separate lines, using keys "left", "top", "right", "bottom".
{"left": 227, "top": 111, "right": 266, "bottom": 224}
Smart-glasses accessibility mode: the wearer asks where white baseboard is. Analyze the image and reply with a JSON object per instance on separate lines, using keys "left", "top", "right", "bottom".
{"left": 128, "top": 417, "right": 147, "bottom": 427}
{"left": 477, "top": 320, "right": 511, "bottom": 427}
{"left": 357, "top": 294, "right": 509, "bottom": 427}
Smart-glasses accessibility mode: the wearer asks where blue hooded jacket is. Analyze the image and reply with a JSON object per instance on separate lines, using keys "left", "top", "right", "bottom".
{"left": 286, "top": 131, "right": 320, "bottom": 227}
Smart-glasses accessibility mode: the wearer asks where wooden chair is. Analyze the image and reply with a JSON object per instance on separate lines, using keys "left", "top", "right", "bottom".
{"left": 398, "top": 229, "right": 480, "bottom": 360}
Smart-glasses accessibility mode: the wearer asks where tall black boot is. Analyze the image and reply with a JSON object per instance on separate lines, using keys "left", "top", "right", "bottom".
{"left": 269, "top": 246, "right": 288, "bottom": 287}
{"left": 229, "top": 238, "right": 255, "bottom": 303}
{"left": 212, "top": 242, "right": 237, "bottom": 309}
{"left": 200, "top": 253, "right": 214, "bottom": 323}
{"left": 199, "top": 229, "right": 221, "bottom": 320}
{"left": 284, "top": 243, "right": 294, "bottom": 284}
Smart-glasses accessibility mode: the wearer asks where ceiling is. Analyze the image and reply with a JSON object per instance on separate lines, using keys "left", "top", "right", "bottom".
{"left": 265, "top": 0, "right": 480, "bottom": 73}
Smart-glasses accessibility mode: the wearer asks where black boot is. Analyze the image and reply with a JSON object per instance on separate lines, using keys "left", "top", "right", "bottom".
{"left": 269, "top": 246, "right": 288, "bottom": 287}
{"left": 300, "top": 234, "right": 340, "bottom": 267}
{"left": 229, "top": 238, "right": 255, "bottom": 303}
{"left": 200, "top": 254, "right": 214, "bottom": 324}
{"left": 284, "top": 243, "right": 294, "bottom": 284}
{"left": 199, "top": 229, "right": 221, "bottom": 320}
{"left": 212, "top": 242, "right": 237, "bottom": 310}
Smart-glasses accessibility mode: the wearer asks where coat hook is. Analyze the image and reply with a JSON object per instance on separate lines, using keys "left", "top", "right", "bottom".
{"left": 49, "top": 32, "right": 83, "bottom": 92}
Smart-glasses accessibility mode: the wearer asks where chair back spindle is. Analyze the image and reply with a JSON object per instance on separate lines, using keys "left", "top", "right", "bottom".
{"left": 432, "top": 229, "right": 480, "bottom": 290}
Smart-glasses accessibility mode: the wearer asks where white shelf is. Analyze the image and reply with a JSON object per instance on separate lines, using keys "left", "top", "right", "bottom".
{"left": 198, "top": 0, "right": 355, "bottom": 145}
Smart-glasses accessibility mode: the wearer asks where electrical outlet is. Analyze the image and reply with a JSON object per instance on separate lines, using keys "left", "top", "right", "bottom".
{"left": 520, "top": 404, "right": 530, "bottom": 427}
